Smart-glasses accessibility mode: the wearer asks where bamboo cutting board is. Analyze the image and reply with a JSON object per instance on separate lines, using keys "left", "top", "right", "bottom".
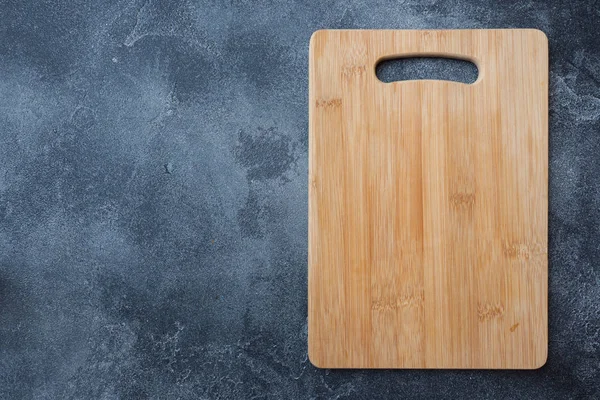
{"left": 308, "top": 29, "right": 548, "bottom": 369}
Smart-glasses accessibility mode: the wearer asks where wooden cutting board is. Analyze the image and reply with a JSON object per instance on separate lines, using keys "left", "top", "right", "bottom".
{"left": 308, "top": 29, "right": 548, "bottom": 369}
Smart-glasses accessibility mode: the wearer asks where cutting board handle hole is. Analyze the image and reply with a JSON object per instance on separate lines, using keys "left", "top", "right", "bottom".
{"left": 375, "top": 57, "right": 478, "bottom": 84}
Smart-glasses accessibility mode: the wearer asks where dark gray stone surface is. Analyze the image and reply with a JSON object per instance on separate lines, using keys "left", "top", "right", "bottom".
{"left": 0, "top": 0, "right": 598, "bottom": 398}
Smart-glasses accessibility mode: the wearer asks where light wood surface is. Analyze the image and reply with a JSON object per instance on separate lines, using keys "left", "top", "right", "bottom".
{"left": 308, "top": 29, "right": 548, "bottom": 369}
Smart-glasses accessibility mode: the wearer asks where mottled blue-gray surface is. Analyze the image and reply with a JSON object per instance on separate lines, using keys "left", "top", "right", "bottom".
{"left": 0, "top": 0, "right": 598, "bottom": 398}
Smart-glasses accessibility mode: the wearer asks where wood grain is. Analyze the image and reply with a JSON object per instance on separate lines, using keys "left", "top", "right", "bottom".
{"left": 308, "top": 29, "right": 548, "bottom": 369}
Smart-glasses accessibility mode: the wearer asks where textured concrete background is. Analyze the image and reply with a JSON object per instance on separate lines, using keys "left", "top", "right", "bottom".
{"left": 0, "top": 0, "right": 598, "bottom": 398}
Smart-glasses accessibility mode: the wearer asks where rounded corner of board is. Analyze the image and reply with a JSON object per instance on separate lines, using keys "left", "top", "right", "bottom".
{"left": 310, "top": 30, "right": 329, "bottom": 48}
{"left": 307, "top": 347, "right": 328, "bottom": 369}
